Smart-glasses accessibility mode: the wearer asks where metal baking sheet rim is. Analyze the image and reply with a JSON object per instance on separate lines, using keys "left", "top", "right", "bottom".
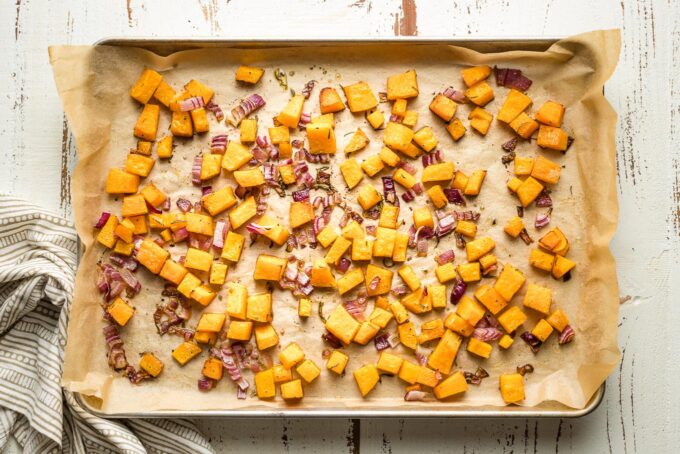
{"left": 72, "top": 36, "right": 605, "bottom": 419}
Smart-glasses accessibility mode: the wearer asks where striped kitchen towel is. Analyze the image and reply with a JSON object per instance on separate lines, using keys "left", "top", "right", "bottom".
{"left": 0, "top": 196, "right": 214, "bottom": 454}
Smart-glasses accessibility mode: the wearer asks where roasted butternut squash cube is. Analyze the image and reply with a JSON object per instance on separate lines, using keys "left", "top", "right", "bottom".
{"left": 317, "top": 225, "right": 338, "bottom": 248}
{"left": 113, "top": 239, "right": 135, "bottom": 256}
{"left": 383, "top": 122, "right": 415, "bottom": 152}
{"left": 516, "top": 176, "right": 544, "bottom": 207}
{"left": 234, "top": 167, "right": 265, "bottom": 188}
{"left": 422, "top": 162, "right": 454, "bottom": 183}
{"left": 124, "top": 153, "right": 155, "bottom": 178}
{"left": 507, "top": 177, "right": 523, "bottom": 193}
{"left": 500, "top": 373, "right": 525, "bottom": 404}
{"left": 464, "top": 81, "right": 494, "bottom": 106}
{"left": 177, "top": 273, "right": 201, "bottom": 299}
{"left": 537, "top": 125, "right": 569, "bottom": 151}
{"left": 107, "top": 297, "right": 134, "bottom": 326}
{"left": 277, "top": 94, "right": 305, "bottom": 128}
{"left": 546, "top": 309, "right": 570, "bottom": 332}
{"left": 255, "top": 324, "right": 279, "bottom": 350}
{"left": 531, "top": 319, "right": 554, "bottom": 342}
{"left": 464, "top": 170, "right": 487, "bottom": 196}
{"left": 170, "top": 111, "right": 193, "bottom": 137}
{"left": 169, "top": 90, "right": 190, "bottom": 112}
{"left": 455, "top": 220, "right": 477, "bottom": 238}
{"left": 247, "top": 293, "right": 272, "bottom": 323}
{"left": 435, "top": 263, "right": 457, "bottom": 284}
{"left": 199, "top": 154, "right": 222, "bottom": 180}
{"left": 461, "top": 65, "right": 491, "bottom": 87}
{"left": 310, "top": 259, "right": 336, "bottom": 288}
{"left": 156, "top": 135, "right": 173, "bottom": 158}
{"left": 366, "top": 110, "right": 385, "bottom": 129}
{"left": 325, "top": 236, "right": 352, "bottom": 265}
{"left": 413, "top": 127, "right": 438, "bottom": 152}
{"left": 152, "top": 80, "right": 175, "bottom": 108}
{"left": 185, "top": 79, "right": 214, "bottom": 104}
{"left": 374, "top": 296, "right": 390, "bottom": 310}
{"left": 535, "top": 100, "right": 565, "bottom": 127}
{"left": 191, "top": 285, "right": 216, "bottom": 306}
{"left": 344, "top": 128, "right": 370, "bottom": 155}
{"left": 552, "top": 255, "right": 576, "bottom": 279}
{"left": 227, "top": 320, "right": 253, "bottom": 341}
{"left": 184, "top": 248, "right": 212, "bottom": 273}
{"left": 354, "top": 321, "right": 380, "bottom": 345}
{"left": 190, "top": 108, "right": 209, "bottom": 134}
{"left": 255, "top": 369, "right": 276, "bottom": 399}
{"left": 466, "top": 236, "right": 495, "bottom": 262}
{"left": 531, "top": 155, "right": 561, "bottom": 184}
{"left": 222, "top": 142, "right": 253, "bottom": 172}
{"left": 456, "top": 262, "right": 481, "bottom": 283}
{"left": 280, "top": 379, "right": 304, "bottom": 400}
{"left": 357, "top": 184, "right": 382, "bottom": 210}
{"left": 376, "top": 352, "right": 403, "bottom": 375}
{"left": 418, "top": 318, "right": 445, "bottom": 344}
{"left": 319, "top": 87, "right": 346, "bottom": 114}
{"left": 365, "top": 264, "right": 393, "bottom": 296}
{"left": 134, "top": 104, "right": 160, "bottom": 141}
{"left": 289, "top": 201, "right": 315, "bottom": 229}
{"left": 159, "top": 259, "right": 188, "bottom": 285}
{"left": 235, "top": 65, "right": 264, "bottom": 84}
{"left": 140, "top": 184, "right": 167, "bottom": 209}
{"left": 372, "top": 227, "right": 396, "bottom": 258}
{"left": 398, "top": 321, "right": 418, "bottom": 349}
{"left": 254, "top": 254, "right": 287, "bottom": 281}
{"left": 389, "top": 301, "right": 409, "bottom": 324}
{"left": 106, "top": 169, "right": 140, "bottom": 194}
{"left": 229, "top": 196, "right": 257, "bottom": 229}
{"left": 456, "top": 296, "right": 486, "bottom": 326}
{"left": 209, "top": 262, "right": 228, "bottom": 286}
{"left": 429, "top": 94, "right": 458, "bottom": 122}
{"left": 427, "top": 185, "right": 448, "bottom": 209}
{"left": 401, "top": 287, "right": 430, "bottom": 314}
{"left": 434, "top": 371, "right": 467, "bottom": 399}
{"left": 96, "top": 214, "right": 118, "bottom": 249}
{"left": 256, "top": 214, "right": 290, "bottom": 246}
{"left": 120, "top": 194, "right": 147, "bottom": 218}
{"left": 387, "top": 69, "right": 418, "bottom": 100}
{"left": 379, "top": 146, "right": 401, "bottom": 167}
{"left": 367, "top": 307, "right": 393, "bottom": 329}
{"left": 474, "top": 285, "right": 508, "bottom": 315}
{"left": 137, "top": 238, "right": 168, "bottom": 274}
{"left": 514, "top": 157, "right": 534, "bottom": 176}
{"left": 529, "top": 248, "right": 556, "bottom": 272}
{"left": 509, "top": 112, "right": 539, "bottom": 139}
{"left": 412, "top": 206, "right": 434, "bottom": 229}
{"left": 325, "top": 301, "right": 363, "bottom": 344}
{"left": 307, "top": 123, "right": 337, "bottom": 154}
{"left": 444, "top": 313, "right": 474, "bottom": 337}
{"left": 326, "top": 350, "right": 349, "bottom": 375}
{"left": 452, "top": 170, "right": 469, "bottom": 191}
{"left": 468, "top": 107, "right": 493, "bottom": 135}
{"left": 221, "top": 231, "right": 245, "bottom": 262}
{"left": 494, "top": 264, "right": 526, "bottom": 301}
{"left": 337, "top": 266, "right": 364, "bottom": 293}
{"left": 416, "top": 366, "right": 440, "bottom": 388}
{"left": 226, "top": 283, "right": 248, "bottom": 320}
{"left": 278, "top": 164, "right": 296, "bottom": 185}
{"left": 498, "top": 306, "right": 528, "bottom": 333}
{"left": 354, "top": 364, "right": 380, "bottom": 397}
{"left": 523, "top": 283, "right": 552, "bottom": 314}
{"left": 446, "top": 118, "right": 467, "bottom": 141}
{"left": 238, "top": 119, "right": 258, "bottom": 144}
{"left": 202, "top": 186, "right": 237, "bottom": 216}
{"left": 398, "top": 265, "right": 421, "bottom": 291}
{"left": 196, "top": 313, "right": 226, "bottom": 333}
{"left": 185, "top": 213, "right": 213, "bottom": 237}
{"left": 427, "top": 330, "right": 462, "bottom": 374}
{"left": 480, "top": 254, "right": 497, "bottom": 273}
{"left": 139, "top": 352, "right": 164, "bottom": 377}
{"left": 352, "top": 238, "right": 373, "bottom": 261}
{"left": 361, "top": 154, "right": 385, "bottom": 177}
{"left": 391, "top": 99, "right": 407, "bottom": 117}
{"left": 340, "top": 219, "right": 364, "bottom": 241}
{"left": 340, "top": 158, "right": 364, "bottom": 189}
{"left": 378, "top": 204, "right": 399, "bottom": 229}
{"left": 498, "top": 335, "right": 514, "bottom": 349}
{"left": 467, "top": 337, "right": 493, "bottom": 359}
{"left": 130, "top": 69, "right": 163, "bottom": 104}
{"left": 392, "top": 168, "right": 417, "bottom": 189}
{"left": 398, "top": 360, "right": 421, "bottom": 384}
{"left": 172, "top": 342, "right": 201, "bottom": 366}
{"left": 539, "top": 227, "right": 570, "bottom": 256}
{"left": 343, "top": 81, "right": 378, "bottom": 112}
{"left": 427, "top": 285, "right": 445, "bottom": 309}
{"left": 295, "top": 359, "right": 320, "bottom": 384}
{"left": 498, "top": 89, "right": 532, "bottom": 124}
{"left": 392, "top": 232, "right": 409, "bottom": 263}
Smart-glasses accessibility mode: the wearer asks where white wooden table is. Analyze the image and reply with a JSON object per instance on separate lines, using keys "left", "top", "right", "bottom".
{"left": 1, "top": 0, "right": 677, "bottom": 452}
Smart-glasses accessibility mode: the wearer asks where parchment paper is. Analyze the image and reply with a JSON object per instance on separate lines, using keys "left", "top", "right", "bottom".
{"left": 50, "top": 30, "right": 621, "bottom": 413}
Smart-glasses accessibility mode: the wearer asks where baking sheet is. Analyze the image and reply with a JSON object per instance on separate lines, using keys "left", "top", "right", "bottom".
{"left": 50, "top": 30, "right": 621, "bottom": 414}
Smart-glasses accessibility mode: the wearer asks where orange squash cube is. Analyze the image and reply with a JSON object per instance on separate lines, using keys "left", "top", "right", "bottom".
{"left": 139, "top": 352, "right": 164, "bottom": 377}
{"left": 429, "top": 94, "right": 458, "bottom": 122}
{"left": 509, "top": 113, "right": 539, "bottom": 139}
{"left": 497, "top": 89, "right": 532, "bottom": 124}
{"left": 152, "top": 80, "right": 176, "bottom": 108}
{"left": 130, "top": 69, "right": 163, "bottom": 104}
{"left": 159, "top": 259, "right": 188, "bottom": 285}
{"left": 307, "top": 123, "right": 337, "bottom": 154}
{"left": 535, "top": 100, "right": 565, "bottom": 127}
{"left": 137, "top": 239, "right": 169, "bottom": 274}
{"left": 343, "top": 81, "right": 378, "bottom": 112}
{"left": 464, "top": 82, "right": 494, "bottom": 106}
{"left": 253, "top": 254, "right": 287, "bottom": 281}
{"left": 134, "top": 104, "right": 160, "bottom": 141}
{"left": 105, "top": 169, "right": 139, "bottom": 194}
{"left": 202, "top": 358, "right": 223, "bottom": 381}
{"left": 461, "top": 65, "right": 491, "bottom": 87}
{"left": 235, "top": 66, "right": 264, "bottom": 84}
{"left": 537, "top": 125, "right": 569, "bottom": 151}
{"left": 106, "top": 297, "right": 135, "bottom": 326}
{"left": 386, "top": 69, "right": 419, "bottom": 100}
{"left": 319, "top": 87, "right": 346, "bottom": 114}
{"left": 171, "top": 342, "right": 202, "bottom": 366}
{"left": 354, "top": 364, "right": 380, "bottom": 396}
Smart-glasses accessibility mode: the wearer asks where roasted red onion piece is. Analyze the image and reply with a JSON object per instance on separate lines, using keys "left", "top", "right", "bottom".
{"left": 435, "top": 249, "right": 455, "bottom": 265}
{"left": 520, "top": 332, "right": 543, "bottom": 353}
{"left": 374, "top": 332, "right": 390, "bottom": 351}
{"left": 103, "top": 323, "right": 128, "bottom": 370}
{"left": 228, "top": 94, "right": 266, "bottom": 126}
{"left": 191, "top": 155, "right": 202, "bottom": 186}
{"left": 94, "top": 212, "right": 111, "bottom": 229}
{"left": 494, "top": 66, "right": 533, "bottom": 92}
{"left": 444, "top": 188, "right": 466, "bottom": 206}
{"left": 197, "top": 377, "right": 215, "bottom": 391}
{"left": 535, "top": 190, "right": 553, "bottom": 207}
{"left": 205, "top": 101, "right": 225, "bottom": 122}
{"left": 442, "top": 86, "right": 467, "bottom": 103}
{"left": 179, "top": 96, "right": 206, "bottom": 111}
{"left": 450, "top": 279, "right": 467, "bottom": 304}
{"left": 558, "top": 325, "right": 575, "bottom": 345}
{"left": 502, "top": 137, "right": 518, "bottom": 152}
{"left": 382, "top": 176, "right": 399, "bottom": 206}
{"left": 404, "top": 390, "right": 430, "bottom": 402}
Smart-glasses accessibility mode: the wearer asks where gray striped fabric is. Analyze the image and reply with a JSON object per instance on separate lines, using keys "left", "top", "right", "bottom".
{"left": 0, "top": 196, "right": 214, "bottom": 454}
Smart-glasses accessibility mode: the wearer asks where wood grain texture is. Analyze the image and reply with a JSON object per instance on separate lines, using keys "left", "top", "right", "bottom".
{"left": 0, "top": 0, "right": 677, "bottom": 452}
